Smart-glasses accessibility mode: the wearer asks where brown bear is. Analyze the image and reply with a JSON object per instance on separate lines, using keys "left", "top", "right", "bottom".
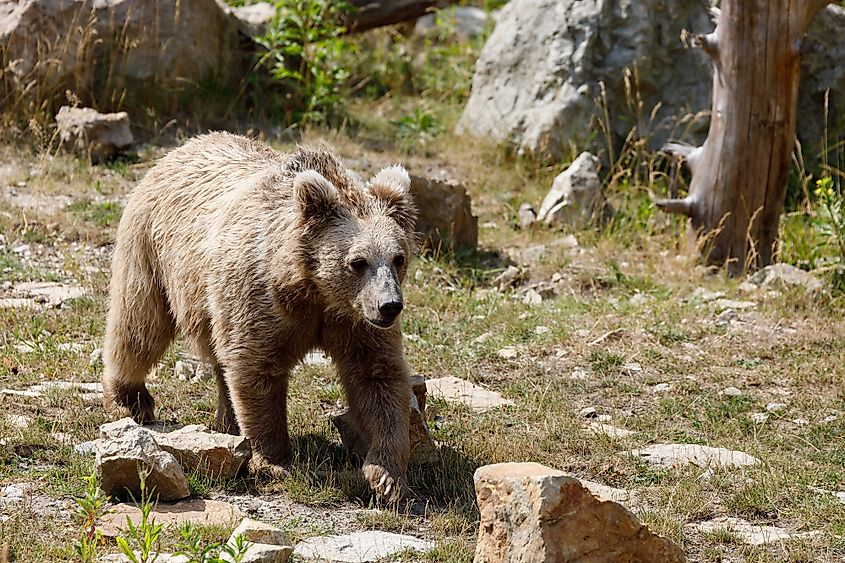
{"left": 102, "top": 132, "right": 417, "bottom": 501}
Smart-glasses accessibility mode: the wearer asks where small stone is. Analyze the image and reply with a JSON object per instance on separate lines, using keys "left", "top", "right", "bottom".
{"left": 98, "top": 499, "right": 244, "bottom": 537}
{"left": 520, "top": 244, "right": 546, "bottom": 265}
{"left": 823, "top": 414, "right": 839, "bottom": 423}
{"left": 94, "top": 426, "right": 190, "bottom": 501}
{"left": 792, "top": 418, "right": 810, "bottom": 427}
{"left": 579, "top": 407, "right": 598, "bottom": 419}
{"left": 715, "top": 308, "right": 737, "bottom": 326}
{"left": 555, "top": 234, "right": 579, "bottom": 249}
{"left": 497, "top": 347, "right": 519, "bottom": 359}
{"left": 522, "top": 288, "right": 543, "bottom": 305}
{"left": 6, "top": 414, "right": 30, "bottom": 429}
{"left": 569, "top": 368, "right": 589, "bottom": 381}
{"left": 587, "top": 422, "right": 635, "bottom": 439}
{"left": 689, "top": 287, "right": 725, "bottom": 303}
{"left": 534, "top": 325, "right": 551, "bottom": 335}
{"left": 690, "top": 516, "right": 819, "bottom": 546}
{"left": 174, "top": 360, "right": 194, "bottom": 381}
{"left": 56, "top": 106, "right": 133, "bottom": 162}
{"left": 426, "top": 376, "right": 514, "bottom": 412}
{"left": 492, "top": 265, "right": 522, "bottom": 289}
{"left": 713, "top": 298, "right": 756, "bottom": 311}
{"left": 229, "top": 518, "right": 289, "bottom": 546}
{"left": 722, "top": 386, "right": 743, "bottom": 397}
{"left": 766, "top": 402, "right": 787, "bottom": 413}
{"left": 652, "top": 383, "right": 671, "bottom": 393}
{"left": 473, "top": 463, "right": 684, "bottom": 563}
{"left": 89, "top": 348, "right": 103, "bottom": 364}
{"left": 596, "top": 414, "right": 612, "bottom": 423}
{"left": 294, "top": 531, "right": 433, "bottom": 562}
{"left": 536, "top": 153, "right": 613, "bottom": 229}
{"left": 13, "top": 342, "right": 36, "bottom": 354}
{"left": 517, "top": 203, "right": 536, "bottom": 229}
{"left": 747, "top": 263, "right": 824, "bottom": 294}
{"left": 230, "top": 543, "right": 293, "bottom": 563}
{"left": 628, "top": 293, "right": 650, "bottom": 306}
{"left": 75, "top": 440, "right": 98, "bottom": 455}
{"left": 473, "top": 332, "right": 494, "bottom": 344}
{"left": 302, "top": 350, "right": 331, "bottom": 366}
{"left": 750, "top": 412, "right": 770, "bottom": 424}
{"left": 57, "top": 342, "right": 85, "bottom": 353}
{"left": 629, "top": 443, "right": 759, "bottom": 469}
{"left": 621, "top": 362, "right": 643, "bottom": 373}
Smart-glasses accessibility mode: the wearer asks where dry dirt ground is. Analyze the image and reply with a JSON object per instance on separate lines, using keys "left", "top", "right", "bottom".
{"left": 0, "top": 132, "right": 844, "bottom": 562}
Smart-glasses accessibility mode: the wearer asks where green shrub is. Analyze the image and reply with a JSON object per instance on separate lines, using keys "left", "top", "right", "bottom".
{"left": 255, "top": 0, "right": 351, "bottom": 125}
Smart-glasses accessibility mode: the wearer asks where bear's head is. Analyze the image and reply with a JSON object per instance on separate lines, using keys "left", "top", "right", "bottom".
{"left": 293, "top": 165, "right": 417, "bottom": 329}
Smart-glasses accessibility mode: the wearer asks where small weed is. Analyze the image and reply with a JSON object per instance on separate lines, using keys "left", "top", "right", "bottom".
{"left": 73, "top": 472, "right": 110, "bottom": 563}
{"left": 589, "top": 349, "right": 625, "bottom": 377}
{"left": 116, "top": 470, "right": 164, "bottom": 563}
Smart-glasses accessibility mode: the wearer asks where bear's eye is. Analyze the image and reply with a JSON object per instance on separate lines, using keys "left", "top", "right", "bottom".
{"left": 349, "top": 258, "right": 368, "bottom": 273}
{"left": 393, "top": 255, "right": 406, "bottom": 268}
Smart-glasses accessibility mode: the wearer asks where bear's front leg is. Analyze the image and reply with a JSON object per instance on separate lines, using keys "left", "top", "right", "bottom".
{"left": 224, "top": 365, "right": 291, "bottom": 479}
{"left": 333, "top": 348, "right": 412, "bottom": 502}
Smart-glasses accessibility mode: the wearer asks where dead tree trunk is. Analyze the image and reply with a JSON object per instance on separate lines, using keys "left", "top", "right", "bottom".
{"left": 344, "top": 0, "right": 458, "bottom": 33}
{"left": 655, "top": 0, "right": 832, "bottom": 276}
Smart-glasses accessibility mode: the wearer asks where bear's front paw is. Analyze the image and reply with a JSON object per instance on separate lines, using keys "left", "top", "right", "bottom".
{"left": 249, "top": 452, "right": 291, "bottom": 481}
{"left": 363, "top": 463, "right": 410, "bottom": 503}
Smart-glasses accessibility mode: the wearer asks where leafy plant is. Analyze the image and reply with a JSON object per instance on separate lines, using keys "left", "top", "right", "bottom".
{"left": 115, "top": 469, "right": 164, "bottom": 563}
{"left": 73, "top": 473, "right": 110, "bottom": 563}
{"left": 256, "top": 0, "right": 351, "bottom": 125}
{"left": 392, "top": 107, "right": 441, "bottom": 142}
{"left": 177, "top": 522, "right": 249, "bottom": 563}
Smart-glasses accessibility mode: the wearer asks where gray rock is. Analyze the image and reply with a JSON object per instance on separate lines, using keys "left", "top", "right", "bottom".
{"left": 426, "top": 376, "right": 514, "bottom": 412}
{"left": 537, "top": 152, "right": 612, "bottom": 228}
{"left": 457, "top": 0, "right": 844, "bottom": 160}
{"left": 517, "top": 203, "right": 536, "bottom": 229}
{"left": 409, "top": 174, "right": 478, "bottom": 250}
{"left": 56, "top": 106, "right": 133, "bottom": 162}
{"left": 232, "top": 543, "right": 292, "bottom": 563}
{"left": 228, "top": 1, "right": 276, "bottom": 38}
{"left": 689, "top": 517, "right": 819, "bottom": 546}
{"left": 415, "top": 6, "right": 489, "bottom": 39}
{"left": 629, "top": 443, "right": 759, "bottom": 469}
{"left": 721, "top": 386, "right": 742, "bottom": 397}
{"left": 747, "top": 263, "right": 824, "bottom": 294}
{"left": 94, "top": 426, "right": 190, "bottom": 501}
{"left": 13, "top": 281, "right": 87, "bottom": 307}
{"left": 293, "top": 531, "right": 433, "bottom": 562}
{"left": 765, "top": 402, "right": 788, "bottom": 414}
{"left": 457, "top": 0, "right": 713, "bottom": 158}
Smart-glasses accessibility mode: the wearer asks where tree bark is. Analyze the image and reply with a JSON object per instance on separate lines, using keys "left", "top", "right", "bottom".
{"left": 655, "top": 0, "right": 832, "bottom": 276}
{"left": 343, "top": 0, "right": 458, "bottom": 33}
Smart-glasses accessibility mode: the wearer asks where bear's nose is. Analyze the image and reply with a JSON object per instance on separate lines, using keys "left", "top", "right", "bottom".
{"left": 379, "top": 300, "right": 403, "bottom": 319}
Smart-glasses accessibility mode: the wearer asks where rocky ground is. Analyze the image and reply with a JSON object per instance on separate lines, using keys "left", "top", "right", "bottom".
{"left": 0, "top": 129, "right": 844, "bottom": 562}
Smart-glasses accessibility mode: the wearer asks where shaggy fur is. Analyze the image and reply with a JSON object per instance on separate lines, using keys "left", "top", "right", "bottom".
{"left": 102, "top": 132, "right": 417, "bottom": 501}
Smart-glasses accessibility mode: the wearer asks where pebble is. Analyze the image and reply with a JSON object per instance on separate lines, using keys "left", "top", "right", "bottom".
{"left": 722, "top": 386, "right": 742, "bottom": 397}
{"left": 497, "top": 347, "right": 519, "bottom": 359}
{"left": 652, "top": 383, "right": 671, "bottom": 393}
{"left": 765, "top": 402, "right": 787, "bottom": 413}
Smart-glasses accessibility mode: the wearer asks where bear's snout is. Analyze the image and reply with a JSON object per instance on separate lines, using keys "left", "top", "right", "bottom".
{"left": 378, "top": 299, "right": 403, "bottom": 319}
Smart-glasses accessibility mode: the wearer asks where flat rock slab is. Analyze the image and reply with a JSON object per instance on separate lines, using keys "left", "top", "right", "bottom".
{"left": 98, "top": 499, "right": 245, "bottom": 537}
{"left": 13, "top": 281, "right": 87, "bottom": 307}
{"left": 629, "top": 444, "right": 759, "bottom": 469}
{"left": 293, "top": 531, "right": 434, "bottom": 562}
{"left": 690, "top": 516, "right": 819, "bottom": 546}
{"left": 425, "top": 376, "right": 514, "bottom": 412}
{"left": 1, "top": 380, "right": 102, "bottom": 400}
{"left": 474, "top": 462, "right": 684, "bottom": 562}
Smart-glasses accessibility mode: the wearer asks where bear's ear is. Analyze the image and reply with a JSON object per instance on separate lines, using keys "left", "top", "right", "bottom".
{"left": 368, "top": 165, "right": 417, "bottom": 233}
{"left": 294, "top": 170, "right": 338, "bottom": 221}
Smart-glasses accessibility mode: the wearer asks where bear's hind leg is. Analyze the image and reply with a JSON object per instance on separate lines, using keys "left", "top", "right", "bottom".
{"left": 214, "top": 364, "right": 240, "bottom": 435}
{"left": 102, "top": 256, "right": 176, "bottom": 424}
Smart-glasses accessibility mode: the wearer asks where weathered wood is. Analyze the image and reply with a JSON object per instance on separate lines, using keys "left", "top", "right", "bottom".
{"left": 343, "top": 0, "right": 459, "bottom": 33}
{"left": 658, "top": 0, "right": 832, "bottom": 275}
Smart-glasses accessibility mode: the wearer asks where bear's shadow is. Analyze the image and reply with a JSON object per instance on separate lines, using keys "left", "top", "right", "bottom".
{"left": 241, "top": 433, "right": 483, "bottom": 514}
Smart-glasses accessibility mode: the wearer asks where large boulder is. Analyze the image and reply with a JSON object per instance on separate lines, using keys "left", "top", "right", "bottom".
{"left": 458, "top": 0, "right": 845, "bottom": 161}
{"left": 457, "top": 0, "right": 713, "bottom": 159}
{"left": 474, "top": 462, "right": 685, "bottom": 563}
{"left": 0, "top": 0, "right": 244, "bottom": 113}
